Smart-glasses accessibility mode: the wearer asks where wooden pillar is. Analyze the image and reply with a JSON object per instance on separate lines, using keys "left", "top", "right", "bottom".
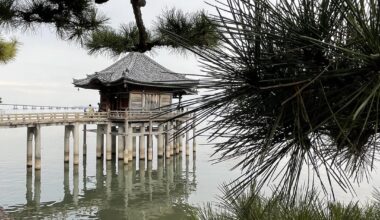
{"left": 186, "top": 121, "right": 190, "bottom": 156}
{"left": 106, "top": 122, "right": 112, "bottom": 161}
{"left": 26, "top": 127, "right": 34, "bottom": 167}
{"left": 73, "top": 123, "right": 80, "bottom": 165}
{"left": 124, "top": 123, "right": 129, "bottom": 164}
{"left": 64, "top": 125, "right": 71, "bottom": 163}
{"left": 118, "top": 126, "right": 125, "bottom": 160}
{"left": 126, "top": 121, "right": 133, "bottom": 163}
{"left": 158, "top": 125, "right": 164, "bottom": 158}
{"left": 112, "top": 126, "right": 117, "bottom": 157}
{"left": 132, "top": 136, "right": 137, "bottom": 158}
{"left": 165, "top": 123, "right": 170, "bottom": 158}
{"left": 83, "top": 124, "right": 87, "bottom": 157}
{"left": 139, "top": 124, "right": 145, "bottom": 160}
{"left": 178, "top": 121, "right": 183, "bottom": 153}
{"left": 96, "top": 125, "right": 103, "bottom": 159}
{"left": 172, "top": 121, "right": 176, "bottom": 154}
{"left": 101, "top": 132, "right": 104, "bottom": 158}
{"left": 170, "top": 122, "right": 174, "bottom": 156}
{"left": 193, "top": 116, "right": 197, "bottom": 152}
{"left": 34, "top": 125, "right": 41, "bottom": 170}
{"left": 147, "top": 121, "right": 153, "bottom": 161}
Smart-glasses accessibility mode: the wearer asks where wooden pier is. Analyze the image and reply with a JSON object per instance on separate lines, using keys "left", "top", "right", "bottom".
{"left": 0, "top": 110, "right": 197, "bottom": 170}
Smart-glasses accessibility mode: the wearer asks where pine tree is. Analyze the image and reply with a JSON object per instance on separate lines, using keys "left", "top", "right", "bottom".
{"left": 85, "top": 1, "right": 219, "bottom": 55}
{"left": 173, "top": 0, "right": 380, "bottom": 200}
{"left": 0, "top": 0, "right": 219, "bottom": 61}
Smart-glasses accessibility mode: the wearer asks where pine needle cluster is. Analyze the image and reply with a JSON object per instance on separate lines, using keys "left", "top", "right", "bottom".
{"left": 196, "top": 185, "right": 380, "bottom": 220}
{"left": 0, "top": 36, "right": 16, "bottom": 63}
{"left": 0, "top": 0, "right": 107, "bottom": 42}
{"left": 85, "top": 8, "right": 219, "bottom": 55}
{"left": 173, "top": 0, "right": 380, "bottom": 200}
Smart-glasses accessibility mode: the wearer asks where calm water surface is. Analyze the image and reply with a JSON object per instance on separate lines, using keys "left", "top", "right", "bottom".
{"left": 1, "top": 124, "right": 380, "bottom": 219}
{"left": 0, "top": 125, "right": 239, "bottom": 219}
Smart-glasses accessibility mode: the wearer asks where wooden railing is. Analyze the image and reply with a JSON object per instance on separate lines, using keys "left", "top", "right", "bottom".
{"left": 109, "top": 110, "right": 182, "bottom": 120}
{"left": 0, "top": 110, "right": 189, "bottom": 126}
{"left": 0, "top": 112, "right": 109, "bottom": 126}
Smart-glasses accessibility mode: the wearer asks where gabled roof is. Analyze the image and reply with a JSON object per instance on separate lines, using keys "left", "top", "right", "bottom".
{"left": 73, "top": 52, "right": 198, "bottom": 90}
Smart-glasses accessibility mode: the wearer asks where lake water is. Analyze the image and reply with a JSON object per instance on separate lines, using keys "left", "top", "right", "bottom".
{"left": 1, "top": 124, "right": 380, "bottom": 219}
{"left": 0, "top": 125, "right": 239, "bottom": 219}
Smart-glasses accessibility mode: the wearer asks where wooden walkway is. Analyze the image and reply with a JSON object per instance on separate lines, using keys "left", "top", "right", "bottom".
{"left": 0, "top": 109, "right": 196, "bottom": 171}
{"left": 0, "top": 111, "right": 185, "bottom": 127}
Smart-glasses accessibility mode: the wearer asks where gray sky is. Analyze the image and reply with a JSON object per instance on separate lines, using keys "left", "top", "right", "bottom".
{"left": 0, "top": 0, "right": 209, "bottom": 106}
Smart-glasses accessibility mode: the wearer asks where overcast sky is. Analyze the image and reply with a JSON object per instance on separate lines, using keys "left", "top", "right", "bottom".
{"left": 0, "top": 0, "right": 210, "bottom": 107}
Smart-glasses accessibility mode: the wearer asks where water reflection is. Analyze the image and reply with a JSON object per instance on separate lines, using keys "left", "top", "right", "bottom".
{"left": 7, "top": 155, "right": 197, "bottom": 219}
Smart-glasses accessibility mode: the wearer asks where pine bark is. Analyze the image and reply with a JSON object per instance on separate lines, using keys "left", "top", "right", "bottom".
{"left": 131, "top": 0, "right": 148, "bottom": 52}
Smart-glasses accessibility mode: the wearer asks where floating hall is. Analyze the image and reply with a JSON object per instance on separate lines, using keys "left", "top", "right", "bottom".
{"left": 73, "top": 52, "right": 198, "bottom": 111}
{"left": 0, "top": 52, "right": 198, "bottom": 171}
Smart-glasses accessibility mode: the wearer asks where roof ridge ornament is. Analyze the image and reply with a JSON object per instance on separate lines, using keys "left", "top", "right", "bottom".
{"left": 123, "top": 68, "right": 129, "bottom": 77}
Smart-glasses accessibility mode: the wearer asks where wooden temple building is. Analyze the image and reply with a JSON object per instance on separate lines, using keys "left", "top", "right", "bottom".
{"left": 0, "top": 52, "right": 198, "bottom": 171}
{"left": 73, "top": 52, "right": 197, "bottom": 112}
{"left": 71, "top": 52, "right": 198, "bottom": 164}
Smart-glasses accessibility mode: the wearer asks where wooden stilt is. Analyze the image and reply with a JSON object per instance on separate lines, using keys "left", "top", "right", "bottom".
{"left": 101, "top": 129, "right": 104, "bottom": 158}
{"left": 112, "top": 126, "right": 117, "bottom": 158}
{"left": 64, "top": 125, "right": 71, "bottom": 163}
{"left": 178, "top": 121, "right": 183, "bottom": 154}
{"left": 165, "top": 123, "right": 171, "bottom": 159}
{"left": 185, "top": 121, "right": 190, "bottom": 156}
{"left": 96, "top": 125, "right": 103, "bottom": 159}
{"left": 34, "top": 125, "right": 41, "bottom": 170}
{"left": 125, "top": 121, "right": 133, "bottom": 163}
{"left": 83, "top": 124, "right": 87, "bottom": 157}
{"left": 73, "top": 123, "right": 80, "bottom": 165}
{"left": 26, "top": 127, "right": 34, "bottom": 167}
{"left": 193, "top": 116, "right": 197, "bottom": 152}
{"left": 132, "top": 135, "right": 136, "bottom": 158}
{"left": 147, "top": 121, "right": 153, "bottom": 161}
{"left": 106, "top": 122, "right": 112, "bottom": 161}
{"left": 118, "top": 126, "right": 125, "bottom": 160}
{"left": 170, "top": 122, "right": 174, "bottom": 156}
{"left": 158, "top": 124, "right": 164, "bottom": 158}
{"left": 139, "top": 124, "right": 145, "bottom": 160}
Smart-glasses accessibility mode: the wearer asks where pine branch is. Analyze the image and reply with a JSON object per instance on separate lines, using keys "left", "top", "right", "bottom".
{"left": 85, "top": 8, "right": 219, "bottom": 55}
{"left": 155, "top": 8, "right": 219, "bottom": 51}
{"left": 0, "top": 0, "right": 108, "bottom": 42}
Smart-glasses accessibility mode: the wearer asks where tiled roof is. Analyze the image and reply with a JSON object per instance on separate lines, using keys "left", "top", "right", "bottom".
{"left": 73, "top": 52, "right": 197, "bottom": 89}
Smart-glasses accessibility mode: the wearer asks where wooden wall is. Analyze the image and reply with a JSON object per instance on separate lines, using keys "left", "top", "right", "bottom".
{"left": 129, "top": 92, "right": 172, "bottom": 111}
{"left": 99, "top": 90, "right": 173, "bottom": 111}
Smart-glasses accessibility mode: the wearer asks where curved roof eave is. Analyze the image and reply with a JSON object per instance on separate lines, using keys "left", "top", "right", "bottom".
{"left": 74, "top": 77, "right": 198, "bottom": 90}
